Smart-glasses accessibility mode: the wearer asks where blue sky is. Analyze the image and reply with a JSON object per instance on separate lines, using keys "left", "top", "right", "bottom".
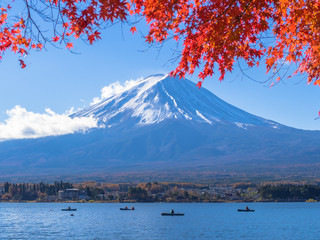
{"left": 0, "top": 20, "right": 319, "bottom": 135}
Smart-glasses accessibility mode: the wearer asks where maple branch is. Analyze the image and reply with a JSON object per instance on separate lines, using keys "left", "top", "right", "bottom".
{"left": 237, "top": 61, "right": 269, "bottom": 84}
{"left": 24, "top": 0, "right": 48, "bottom": 44}
{"left": 234, "top": 0, "right": 254, "bottom": 23}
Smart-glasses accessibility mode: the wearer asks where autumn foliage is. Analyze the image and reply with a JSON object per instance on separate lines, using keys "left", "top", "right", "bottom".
{"left": 1, "top": 0, "right": 320, "bottom": 87}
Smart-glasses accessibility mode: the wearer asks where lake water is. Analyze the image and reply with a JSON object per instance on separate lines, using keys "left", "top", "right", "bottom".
{"left": 0, "top": 202, "right": 319, "bottom": 239}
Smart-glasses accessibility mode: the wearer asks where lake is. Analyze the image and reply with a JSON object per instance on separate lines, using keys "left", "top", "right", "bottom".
{"left": 0, "top": 202, "right": 319, "bottom": 239}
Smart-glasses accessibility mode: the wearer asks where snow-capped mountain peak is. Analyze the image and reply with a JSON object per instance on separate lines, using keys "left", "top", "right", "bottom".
{"left": 72, "top": 74, "right": 278, "bottom": 129}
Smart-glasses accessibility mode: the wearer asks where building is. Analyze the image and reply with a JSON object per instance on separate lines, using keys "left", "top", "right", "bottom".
{"left": 58, "top": 188, "right": 79, "bottom": 201}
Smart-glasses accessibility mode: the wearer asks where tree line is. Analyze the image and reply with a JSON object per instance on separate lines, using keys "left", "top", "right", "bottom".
{"left": 2, "top": 181, "right": 320, "bottom": 202}
{"left": 1, "top": 181, "right": 73, "bottom": 201}
{"left": 259, "top": 184, "right": 320, "bottom": 201}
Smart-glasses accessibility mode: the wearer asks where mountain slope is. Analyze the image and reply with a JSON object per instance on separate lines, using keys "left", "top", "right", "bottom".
{"left": 0, "top": 74, "right": 319, "bottom": 181}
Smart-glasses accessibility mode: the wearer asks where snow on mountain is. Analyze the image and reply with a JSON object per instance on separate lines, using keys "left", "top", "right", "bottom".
{"left": 72, "top": 74, "right": 279, "bottom": 129}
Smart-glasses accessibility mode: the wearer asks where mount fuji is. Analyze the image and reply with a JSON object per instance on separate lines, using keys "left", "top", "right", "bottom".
{"left": 0, "top": 74, "right": 319, "bottom": 181}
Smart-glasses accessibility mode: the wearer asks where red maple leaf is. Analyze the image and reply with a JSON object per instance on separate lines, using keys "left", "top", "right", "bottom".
{"left": 130, "top": 26, "right": 137, "bottom": 34}
{"left": 19, "top": 59, "right": 26, "bottom": 68}
{"left": 52, "top": 36, "right": 60, "bottom": 42}
{"left": 66, "top": 42, "right": 73, "bottom": 49}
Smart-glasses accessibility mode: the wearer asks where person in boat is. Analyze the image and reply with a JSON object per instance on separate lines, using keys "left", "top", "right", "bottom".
{"left": 245, "top": 206, "right": 249, "bottom": 211}
{"left": 171, "top": 209, "right": 174, "bottom": 214}
{"left": 68, "top": 206, "right": 71, "bottom": 210}
{"left": 131, "top": 207, "right": 135, "bottom": 210}
{"left": 125, "top": 206, "right": 128, "bottom": 209}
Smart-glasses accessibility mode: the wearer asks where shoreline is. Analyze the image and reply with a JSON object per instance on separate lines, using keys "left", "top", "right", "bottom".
{"left": 2, "top": 181, "right": 319, "bottom": 203}
{"left": 0, "top": 200, "right": 316, "bottom": 203}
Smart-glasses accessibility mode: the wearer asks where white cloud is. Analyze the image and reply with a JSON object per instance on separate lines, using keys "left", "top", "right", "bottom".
{"left": 0, "top": 106, "right": 98, "bottom": 141}
{"left": 91, "top": 78, "right": 143, "bottom": 105}
{"left": 64, "top": 106, "right": 83, "bottom": 115}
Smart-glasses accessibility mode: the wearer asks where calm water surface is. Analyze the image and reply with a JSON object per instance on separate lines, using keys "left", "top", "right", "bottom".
{"left": 0, "top": 202, "right": 319, "bottom": 239}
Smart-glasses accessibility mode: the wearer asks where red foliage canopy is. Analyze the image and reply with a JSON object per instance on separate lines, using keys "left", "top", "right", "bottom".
{"left": 1, "top": 0, "right": 320, "bottom": 86}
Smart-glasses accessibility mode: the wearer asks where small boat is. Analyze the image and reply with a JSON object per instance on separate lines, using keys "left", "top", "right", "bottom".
{"left": 120, "top": 207, "right": 135, "bottom": 210}
{"left": 161, "top": 212, "right": 184, "bottom": 216}
{"left": 237, "top": 209, "right": 255, "bottom": 212}
{"left": 61, "top": 208, "right": 77, "bottom": 211}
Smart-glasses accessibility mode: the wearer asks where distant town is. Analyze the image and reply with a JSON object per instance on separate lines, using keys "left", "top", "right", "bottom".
{"left": 1, "top": 181, "right": 320, "bottom": 202}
